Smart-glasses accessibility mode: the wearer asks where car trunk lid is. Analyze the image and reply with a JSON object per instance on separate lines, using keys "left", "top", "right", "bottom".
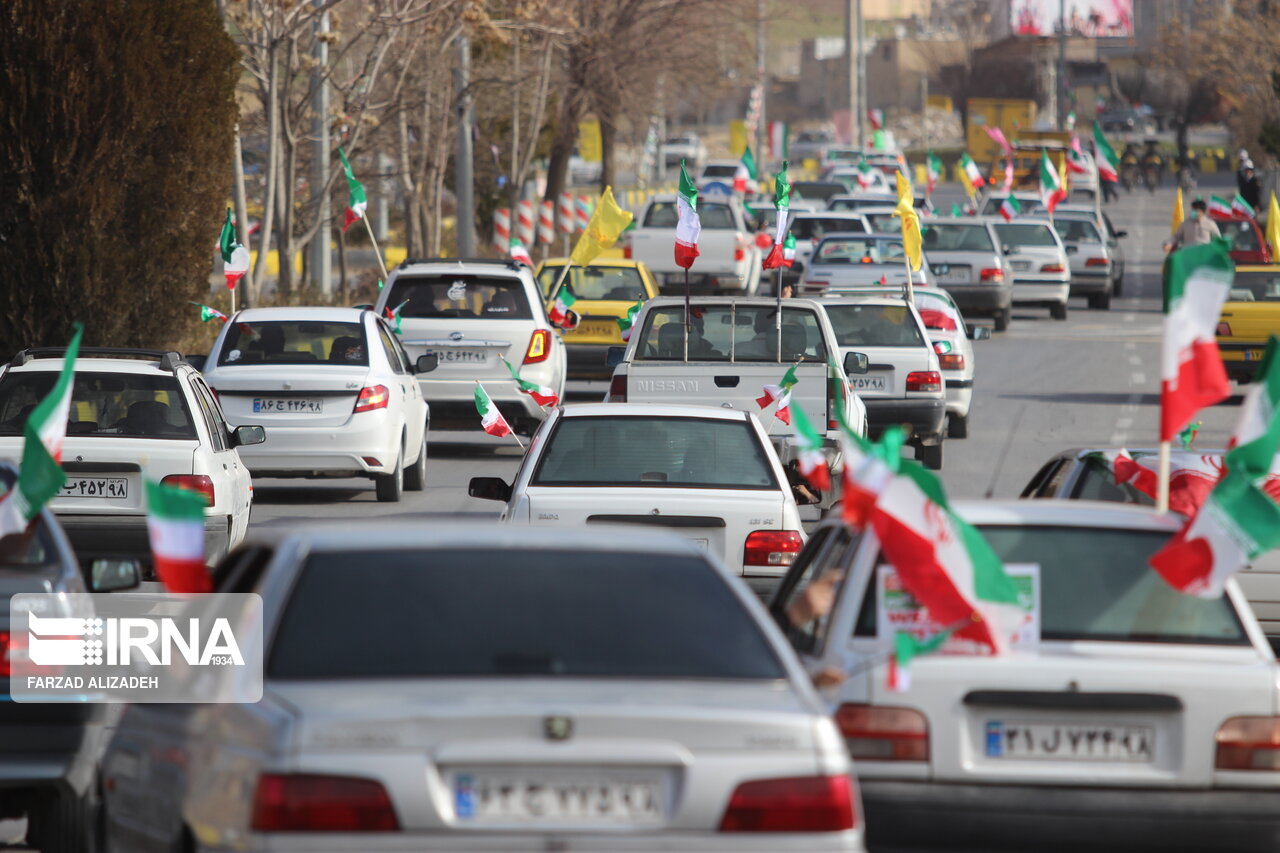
{"left": 207, "top": 365, "right": 369, "bottom": 429}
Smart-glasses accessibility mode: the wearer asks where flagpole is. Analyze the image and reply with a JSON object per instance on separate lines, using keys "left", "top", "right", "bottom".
{"left": 230, "top": 284, "right": 236, "bottom": 316}
{"left": 551, "top": 261, "right": 574, "bottom": 302}
{"left": 362, "top": 216, "right": 390, "bottom": 282}
{"left": 1156, "top": 440, "right": 1171, "bottom": 513}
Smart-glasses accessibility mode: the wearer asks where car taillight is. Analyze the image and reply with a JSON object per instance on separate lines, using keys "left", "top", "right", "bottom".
{"left": 1217, "top": 321, "right": 1233, "bottom": 336}
{"left": 835, "top": 704, "right": 929, "bottom": 761}
{"left": 828, "top": 417, "right": 839, "bottom": 430}
{"left": 160, "top": 474, "right": 215, "bottom": 506}
{"left": 622, "top": 244, "right": 633, "bottom": 259}
{"left": 938, "top": 353, "right": 965, "bottom": 370}
{"left": 251, "top": 773, "right": 400, "bottom": 831}
{"left": 744, "top": 530, "right": 804, "bottom": 567}
{"left": 979, "top": 267, "right": 1004, "bottom": 282}
{"left": 719, "top": 775, "right": 856, "bottom": 833}
{"left": 353, "top": 385, "right": 390, "bottom": 413}
{"left": 524, "top": 329, "right": 551, "bottom": 364}
{"left": 1040, "top": 262, "right": 1066, "bottom": 273}
{"left": 1215, "top": 717, "right": 1280, "bottom": 770}
{"left": 0, "top": 631, "right": 10, "bottom": 678}
{"left": 1085, "top": 257, "right": 1108, "bottom": 267}
{"left": 607, "top": 374, "right": 627, "bottom": 402}
{"left": 735, "top": 246, "right": 746, "bottom": 261}
{"left": 906, "top": 371, "right": 942, "bottom": 392}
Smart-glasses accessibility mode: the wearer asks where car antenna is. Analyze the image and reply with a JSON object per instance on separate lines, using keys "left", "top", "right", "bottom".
{"left": 984, "top": 402, "right": 1026, "bottom": 499}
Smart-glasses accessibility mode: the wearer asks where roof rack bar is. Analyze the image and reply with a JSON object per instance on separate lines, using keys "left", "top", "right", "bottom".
{"left": 10, "top": 347, "right": 186, "bottom": 371}
{"left": 397, "top": 257, "right": 524, "bottom": 270}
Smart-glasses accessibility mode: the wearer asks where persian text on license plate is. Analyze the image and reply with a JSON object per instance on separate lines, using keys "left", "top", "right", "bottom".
{"left": 985, "top": 720, "right": 1154, "bottom": 762}
{"left": 938, "top": 267, "right": 971, "bottom": 284}
{"left": 453, "top": 772, "right": 664, "bottom": 824}
{"left": 254, "top": 398, "right": 322, "bottom": 414}
{"left": 851, "top": 375, "right": 888, "bottom": 391}
{"left": 437, "top": 349, "right": 487, "bottom": 364}
{"left": 1011, "top": 261, "right": 1032, "bottom": 272}
{"left": 1245, "top": 349, "right": 1266, "bottom": 361}
{"left": 60, "top": 478, "right": 128, "bottom": 499}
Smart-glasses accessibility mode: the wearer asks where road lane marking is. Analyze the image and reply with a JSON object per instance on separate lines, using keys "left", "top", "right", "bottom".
{"left": 1132, "top": 372, "right": 1146, "bottom": 384}
{"left": 1129, "top": 355, "right": 1142, "bottom": 366}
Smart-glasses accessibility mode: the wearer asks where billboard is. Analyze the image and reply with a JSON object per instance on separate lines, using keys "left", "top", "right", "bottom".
{"left": 1010, "top": 1, "right": 1134, "bottom": 38}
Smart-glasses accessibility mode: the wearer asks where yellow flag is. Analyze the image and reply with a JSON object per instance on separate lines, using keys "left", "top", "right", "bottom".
{"left": 1172, "top": 186, "right": 1184, "bottom": 234}
{"left": 569, "top": 186, "right": 633, "bottom": 267}
{"left": 894, "top": 172, "right": 923, "bottom": 272}
{"left": 1268, "top": 192, "right": 1280, "bottom": 262}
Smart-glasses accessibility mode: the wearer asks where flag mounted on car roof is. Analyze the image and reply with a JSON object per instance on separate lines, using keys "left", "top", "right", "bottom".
{"left": 761, "top": 162, "right": 791, "bottom": 270}
{"left": 1160, "top": 239, "right": 1233, "bottom": 442}
{"left": 674, "top": 161, "right": 701, "bottom": 269}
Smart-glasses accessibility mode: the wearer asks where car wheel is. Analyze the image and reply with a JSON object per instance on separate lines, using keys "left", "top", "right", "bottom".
{"left": 29, "top": 787, "right": 95, "bottom": 853}
{"left": 1050, "top": 301, "right": 1068, "bottom": 321}
{"left": 993, "top": 309, "right": 1009, "bottom": 332}
{"left": 403, "top": 432, "right": 427, "bottom": 492}
{"left": 375, "top": 448, "right": 404, "bottom": 503}
{"left": 1113, "top": 273, "right": 1123, "bottom": 297}
{"left": 1088, "top": 290, "right": 1112, "bottom": 310}
{"left": 947, "top": 413, "right": 969, "bottom": 439}
{"left": 916, "top": 441, "right": 943, "bottom": 470}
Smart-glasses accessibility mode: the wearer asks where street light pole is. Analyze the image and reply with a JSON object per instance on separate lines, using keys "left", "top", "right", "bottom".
{"left": 454, "top": 33, "right": 476, "bottom": 257}
{"left": 1057, "top": 0, "right": 1068, "bottom": 130}
{"left": 856, "top": 0, "right": 865, "bottom": 150}
{"left": 756, "top": 0, "right": 766, "bottom": 167}
{"left": 309, "top": 7, "right": 332, "bottom": 295}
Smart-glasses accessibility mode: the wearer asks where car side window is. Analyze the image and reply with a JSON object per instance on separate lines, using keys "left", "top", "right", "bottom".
{"left": 377, "top": 324, "right": 406, "bottom": 375}
{"left": 391, "top": 333, "right": 415, "bottom": 374}
{"left": 187, "top": 375, "right": 227, "bottom": 452}
{"left": 212, "top": 546, "right": 275, "bottom": 593}
{"left": 772, "top": 525, "right": 857, "bottom": 656}
{"left": 1020, "top": 459, "right": 1063, "bottom": 497}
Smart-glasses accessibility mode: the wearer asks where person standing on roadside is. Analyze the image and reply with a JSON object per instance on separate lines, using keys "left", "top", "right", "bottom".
{"left": 1241, "top": 164, "right": 1262, "bottom": 212}
{"left": 1163, "top": 198, "right": 1220, "bottom": 252}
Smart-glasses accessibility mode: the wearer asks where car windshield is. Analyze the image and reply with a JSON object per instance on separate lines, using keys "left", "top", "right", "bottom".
{"left": 634, "top": 305, "right": 828, "bottom": 363}
{"left": 995, "top": 223, "right": 1059, "bottom": 248}
{"left": 922, "top": 224, "right": 996, "bottom": 252}
{"left": 864, "top": 212, "right": 901, "bottom": 233}
{"left": 858, "top": 527, "right": 1249, "bottom": 645}
{"left": 384, "top": 275, "right": 532, "bottom": 320}
{"left": 829, "top": 197, "right": 896, "bottom": 211}
{"left": 790, "top": 217, "right": 866, "bottom": 241}
{"left": 1217, "top": 219, "right": 1263, "bottom": 254}
{"left": 218, "top": 320, "right": 368, "bottom": 366}
{"left": 1056, "top": 218, "right": 1102, "bottom": 244}
{"left": 644, "top": 201, "right": 736, "bottom": 229}
{"left": 269, "top": 548, "right": 787, "bottom": 680}
{"left": 0, "top": 371, "right": 197, "bottom": 439}
{"left": 826, "top": 149, "right": 860, "bottom": 162}
{"left": 792, "top": 182, "right": 845, "bottom": 202}
{"left": 700, "top": 164, "right": 737, "bottom": 179}
{"left": 537, "top": 265, "right": 646, "bottom": 300}
{"left": 532, "top": 416, "right": 777, "bottom": 489}
{"left": 815, "top": 237, "right": 905, "bottom": 264}
{"left": 1229, "top": 269, "right": 1280, "bottom": 302}
{"left": 825, "top": 303, "right": 925, "bottom": 347}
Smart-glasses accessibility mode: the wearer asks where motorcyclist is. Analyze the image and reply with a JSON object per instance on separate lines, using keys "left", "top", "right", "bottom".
{"left": 1120, "top": 143, "right": 1140, "bottom": 167}
{"left": 1141, "top": 141, "right": 1164, "bottom": 175}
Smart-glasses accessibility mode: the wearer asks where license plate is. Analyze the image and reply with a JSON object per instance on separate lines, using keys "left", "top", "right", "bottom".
{"left": 851, "top": 375, "right": 887, "bottom": 391}
{"left": 253, "top": 398, "right": 322, "bottom": 413}
{"left": 453, "top": 771, "right": 664, "bottom": 824}
{"left": 1011, "top": 260, "right": 1031, "bottom": 272}
{"left": 938, "top": 266, "right": 971, "bottom": 284}
{"left": 437, "top": 348, "right": 488, "bottom": 364}
{"left": 687, "top": 538, "right": 709, "bottom": 551}
{"left": 579, "top": 322, "right": 616, "bottom": 337}
{"left": 60, "top": 478, "right": 128, "bottom": 499}
{"left": 984, "top": 720, "right": 1154, "bottom": 762}
{"left": 1245, "top": 349, "right": 1265, "bottom": 361}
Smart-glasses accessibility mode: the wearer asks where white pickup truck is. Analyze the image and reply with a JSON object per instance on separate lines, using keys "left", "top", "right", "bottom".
{"left": 623, "top": 194, "right": 762, "bottom": 294}
{"left": 605, "top": 296, "right": 868, "bottom": 509}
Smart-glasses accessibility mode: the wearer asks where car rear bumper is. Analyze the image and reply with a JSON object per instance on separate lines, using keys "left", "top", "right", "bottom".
{"left": 566, "top": 343, "right": 616, "bottom": 380}
{"left": 861, "top": 779, "right": 1280, "bottom": 852}
{"left": 1221, "top": 343, "right": 1267, "bottom": 383}
{"left": 248, "top": 830, "right": 863, "bottom": 851}
{"left": 943, "top": 378, "right": 973, "bottom": 417}
{"left": 864, "top": 398, "right": 946, "bottom": 442}
{"left": 1012, "top": 279, "right": 1069, "bottom": 305}
{"left": 938, "top": 285, "right": 1009, "bottom": 315}
{"left": 56, "top": 512, "right": 230, "bottom": 566}
{"left": 0, "top": 700, "right": 108, "bottom": 802}
{"left": 236, "top": 417, "right": 403, "bottom": 477}
{"left": 1069, "top": 272, "right": 1111, "bottom": 294}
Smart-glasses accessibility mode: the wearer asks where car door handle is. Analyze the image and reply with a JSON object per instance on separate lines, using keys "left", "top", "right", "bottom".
{"left": 714, "top": 375, "right": 740, "bottom": 388}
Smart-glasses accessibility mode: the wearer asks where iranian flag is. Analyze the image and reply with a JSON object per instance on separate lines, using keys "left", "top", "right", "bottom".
{"left": 1207, "top": 195, "right": 1233, "bottom": 218}
{"left": 984, "top": 126, "right": 1013, "bottom": 157}
{"left": 839, "top": 425, "right": 897, "bottom": 530}
{"left": 790, "top": 405, "right": 830, "bottom": 492}
{"left": 734, "top": 145, "right": 757, "bottom": 194}
{"left": 887, "top": 628, "right": 952, "bottom": 692}
{"left": 338, "top": 147, "right": 368, "bottom": 233}
{"left": 855, "top": 158, "right": 877, "bottom": 189}
{"left": 926, "top": 151, "right": 943, "bottom": 195}
{"left": 1150, "top": 338, "right": 1280, "bottom": 597}
{"left": 959, "top": 153, "right": 986, "bottom": 189}
{"left": 1105, "top": 450, "right": 1225, "bottom": 518}
{"left": 616, "top": 300, "right": 643, "bottom": 341}
{"left": 1093, "top": 121, "right": 1119, "bottom": 183}
{"left": 548, "top": 287, "right": 577, "bottom": 326}
{"left": 1160, "top": 239, "right": 1233, "bottom": 442}
{"left": 474, "top": 383, "right": 513, "bottom": 438}
{"left": 761, "top": 162, "right": 791, "bottom": 270}
{"left": 384, "top": 298, "right": 409, "bottom": 334}
{"left": 998, "top": 195, "right": 1021, "bottom": 222}
{"left": 1039, "top": 150, "right": 1067, "bottom": 214}
{"left": 868, "top": 108, "right": 884, "bottom": 131}
{"left": 675, "top": 161, "right": 701, "bottom": 269}
{"left": 191, "top": 302, "right": 227, "bottom": 324}
{"left": 756, "top": 363, "right": 798, "bottom": 424}
{"left": 783, "top": 232, "right": 797, "bottom": 266}
{"left": 1067, "top": 135, "right": 1089, "bottom": 175}
{"left": 146, "top": 479, "right": 210, "bottom": 594}
{"left": 1232, "top": 193, "right": 1257, "bottom": 219}
{"left": 508, "top": 236, "right": 533, "bottom": 266}
{"left": 219, "top": 208, "right": 250, "bottom": 290}
{"left": 0, "top": 325, "right": 82, "bottom": 539}
{"left": 502, "top": 357, "right": 559, "bottom": 407}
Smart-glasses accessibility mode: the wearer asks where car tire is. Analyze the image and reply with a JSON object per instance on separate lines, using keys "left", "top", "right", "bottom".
{"left": 1050, "top": 302, "right": 1068, "bottom": 321}
{"left": 947, "top": 413, "right": 969, "bottom": 439}
{"left": 993, "top": 309, "right": 1009, "bottom": 332}
{"left": 1113, "top": 273, "right": 1123, "bottom": 297}
{"left": 1088, "top": 291, "right": 1112, "bottom": 310}
{"left": 374, "top": 448, "right": 404, "bottom": 503}
{"left": 916, "top": 441, "right": 943, "bottom": 470}
{"left": 29, "top": 787, "right": 95, "bottom": 853}
{"left": 404, "top": 432, "right": 427, "bottom": 492}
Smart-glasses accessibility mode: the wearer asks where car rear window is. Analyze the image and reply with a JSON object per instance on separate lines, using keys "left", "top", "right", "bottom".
{"left": 864, "top": 212, "right": 901, "bottom": 233}
{"left": 825, "top": 304, "right": 925, "bottom": 347}
{"left": 634, "top": 305, "right": 828, "bottom": 363}
{"left": 386, "top": 275, "right": 532, "bottom": 320}
{"left": 981, "top": 196, "right": 1044, "bottom": 216}
{"left": 829, "top": 197, "right": 896, "bottom": 212}
{"left": 218, "top": 321, "right": 367, "bottom": 366}
{"left": 995, "top": 223, "right": 1059, "bottom": 248}
{"left": 922, "top": 224, "right": 996, "bottom": 252}
{"left": 644, "top": 202, "right": 736, "bottom": 230}
{"left": 1230, "top": 269, "right": 1280, "bottom": 302}
{"left": 268, "top": 548, "right": 787, "bottom": 680}
{"left": 0, "top": 371, "right": 197, "bottom": 439}
{"left": 532, "top": 416, "right": 777, "bottom": 489}
{"left": 701, "top": 164, "right": 737, "bottom": 179}
{"left": 1056, "top": 218, "right": 1102, "bottom": 244}
{"left": 790, "top": 217, "right": 866, "bottom": 241}
{"left": 815, "top": 237, "right": 904, "bottom": 264}
{"left": 537, "top": 265, "right": 646, "bottom": 301}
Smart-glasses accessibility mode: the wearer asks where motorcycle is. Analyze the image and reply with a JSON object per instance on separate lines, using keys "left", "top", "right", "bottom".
{"left": 1121, "top": 161, "right": 1141, "bottom": 192}
{"left": 1143, "top": 163, "right": 1161, "bottom": 192}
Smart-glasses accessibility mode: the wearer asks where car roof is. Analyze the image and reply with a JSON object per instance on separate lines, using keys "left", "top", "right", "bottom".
{"left": 393, "top": 258, "right": 529, "bottom": 276}
{"left": 558, "top": 402, "right": 754, "bottom": 422}
{"left": 794, "top": 211, "right": 866, "bottom": 219}
{"left": 536, "top": 257, "right": 644, "bottom": 270}
{"left": 6, "top": 350, "right": 186, "bottom": 375}
{"left": 234, "top": 306, "right": 369, "bottom": 322}
{"left": 951, "top": 499, "right": 1183, "bottom": 532}
{"left": 831, "top": 193, "right": 896, "bottom": 201}
{"left": 823, "top": 295, "right": 916, "bottom": 308}
{"left": 643, "top": 295, "right": 826, "bottom": 309}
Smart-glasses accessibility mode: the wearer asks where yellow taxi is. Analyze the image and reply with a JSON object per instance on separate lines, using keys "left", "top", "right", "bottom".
{"left": 534, "top": 257, "right": 660, "bottom": 380}
{"left": 1217, "top": 264, "right": 1280, "bottom": 383}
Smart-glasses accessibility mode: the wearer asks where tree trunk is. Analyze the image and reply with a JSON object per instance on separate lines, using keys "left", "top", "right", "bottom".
{"left": 543, "top": 92, "right": 582, "bottom": 207}
{"left": 251, "top": 44, "right": 279, "bottom": 301}
{"left": 275, "top": 144, "right": 294, "bottom": 300}
{"left": 336, "top": 223, "right": 348, "bottom": 301}
{"left": 599, "top": 107, "right": 617, "bottom": 192}
{"left": 1175, "top": 119, "right": 1190, "bottom": 164}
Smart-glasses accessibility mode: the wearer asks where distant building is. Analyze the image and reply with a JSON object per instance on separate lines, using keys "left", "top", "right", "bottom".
{"left": 794, "top": 35, "right": 966, "bottom": 120}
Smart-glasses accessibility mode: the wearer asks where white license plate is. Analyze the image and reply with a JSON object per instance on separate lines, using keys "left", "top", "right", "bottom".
{"left": 453, "top": 772, "right": 664, "bottom": 824}
{"left": 1011, "top": 260, "right": 1032, "bottom": 272}
{"left": 851, "top": 374, "right": 887, "bottom": 391}
{"left": 985, "top": 720, "right": 1154, "bottom": 762}
{"left": 938, "top": 267, "right": 971, "bottom": 284}
{"left": 254, "top": 398, "right": 322, "bottom": 413}
{"left": 687, "top": 538, "right": 709, "bottom": 551}
{"left": 437, "top": 348, "right": 488, "bottom": 364}
{"left": 60, "top": 478, "right": 128, "bottom": 499}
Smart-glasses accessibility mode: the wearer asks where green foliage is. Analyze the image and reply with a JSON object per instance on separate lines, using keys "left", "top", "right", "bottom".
{"left": 0, "top": 0, "right": 240, "bottom": 355}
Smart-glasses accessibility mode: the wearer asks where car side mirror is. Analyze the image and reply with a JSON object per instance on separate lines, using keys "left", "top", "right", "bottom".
{"left": 968, "top": 326, "right": 992, "bottom": 341}
{"left": 844, "top": 351, "right": 869, "bottom": 375}
{"left": 90, "top": 558, "right": 141, "bottom": 592}
{"left": 1002, "top": 245, "right": 1013, "bottom": 255}
{"left": 1065, "top": 245, "right": 1079, "bottom": 254}
{"left": 469, "top": 476, "right": 512, "bottom": 502}
{"left": 185, "top": 354, "right": 207, "bottom": 372}
{"left": 606, "top": 346, "right": 627, "bottom": 368}
{"left": 1114, "top": 230, "right": 1128, "bottom": 239}
{"left": 415, "top": 353, "right": 439, "bottom": 374}
{"left": 231, "top": 424, "right": 266, "bottom": 448}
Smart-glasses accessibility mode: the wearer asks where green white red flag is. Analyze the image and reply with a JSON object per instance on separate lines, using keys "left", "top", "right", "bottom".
{"left": 1067, "top": 135, "right": 1089, "bottom": 175}
{"left": 508, "top": 236, "right": 533, "bottom": 266}
{"left": 790, "top": 404, "right": 830, "bottom": 492}
{"left": 501, "top": 357, "right": 559, "bottom": 408}
{"left": 191, "top": 302, "right": 227, "bottom": 324}
{"left": 998, "top": 195, "right": 1021, "bottom": 222}
{"left": 926, "top": 151, "right": 943, "bottom": 195}
{"left": 1160, "top": 239, "right": 1233, "bottom": 441}
{"left": 756, "top": 363, "right": 798, "bottom": 424}
{"left": 384, "top": 298, "right": 409, "bottom": 334}
{"left": 675, "top": 160, "right": 701, "bottom": 269}
{"left": 0, "top": 324, "right": 82, "bottom": 539}
{"left": 1093, "top": 122, "right": 1119, "bottom": 183}
{"left": 734, "top": 145, "right": 757, "bottom": 194}
{"left": 783, "top": 232, "right": 796, "bottom": 266}
{"left": 474, "top": 382, "right": 513, "bottom": 437}
{"left": 548, "top": 288, "right": 577, "bottom": 326}
{"left": 868, "top": 109, "right": 884, "bottom": 130}
{"left": 1105, "top": 449, "right": 1225, "bottom": 518}
{"left": 338, "top": 147, "right": 368, "bottom": 233}
{"left": 146, "top": 479, "right": 210, "bottom": 593}
{"left": 1208, "top": 195, "right": 1233, "bottom": 218}
{"left": 887, "top": 627, "right": 953, "bottom": 692}
{"left": 855, "top": 158, "right": 877, "bottom": 189}
{"left": 1232, "top": 194, "right": 1256, "bottom": 219}
{"left": 959, "top": 153, "right": 985, "bottom": 189}
{"left": 1039, "top": 150, "right": 1067, "bottom": 213}
{"left": 949, "top": 203, "right": 965, "bottom": 217}
{"left": 219, "top": 208, "right": 249, "bottom": 290}
{"left": 761, "top": 162, "right": 791, "bottom": 270}
{"left": 616, "top": 300, "right": 643, "bottom": 341}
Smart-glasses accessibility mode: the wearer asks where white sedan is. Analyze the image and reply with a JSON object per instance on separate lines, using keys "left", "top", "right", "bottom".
{"left": 202, "top": 306, "right": 430, "bottom": 502}
{"left": 912, "top": 287, "right": 986, "bottom": 438}
{"left": 470, "top": 403, "right": 813, "bottom": 595}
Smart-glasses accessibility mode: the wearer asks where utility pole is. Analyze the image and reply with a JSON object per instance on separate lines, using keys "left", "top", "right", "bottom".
{"left": 1057, "top": 0, "right": 1068, "bottom": 130}
{"left": 309, "top": 7, "right": 332, "bottom": 295}
{"left": 755, "top": 0, "right": 766, "bottom": 168}
{"left": 509, "top": 34, "right": 521, "bottom": 215}
{"left": 852, "top": 0, "right": 866, "bottom": 150}
{"left": 454, "top": 33, "right": 476, "bottom": 257}
{"left": 231, "top": 125, "right": 251, "bottom": 309}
